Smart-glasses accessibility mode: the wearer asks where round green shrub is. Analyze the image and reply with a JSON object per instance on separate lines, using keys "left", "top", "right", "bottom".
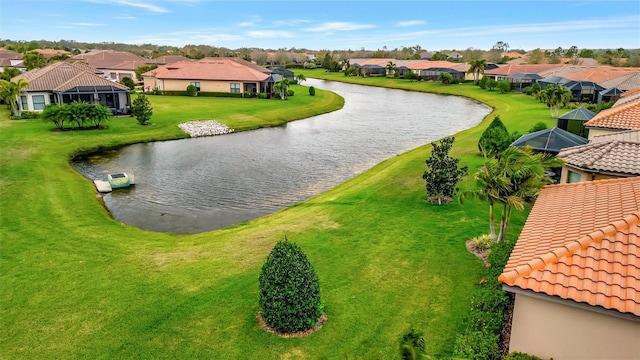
{"left": 286, "top": 89, "right": 294, "bottom": 97}
{"left": 259, "top": 238, "right": 323, "bottom": 333}
{"left": 186, "top": 84, "right": 197, "bottom": 97}
{"left": 504, "top": 352, "right": 544, "bottom": 360}
{"left": 308, "top": 86, "right": 316, "bottom": 96}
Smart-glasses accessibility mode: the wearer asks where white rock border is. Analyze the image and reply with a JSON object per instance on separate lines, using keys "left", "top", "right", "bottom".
{"left": 178, "top": 120, "right": 234, "bottom": 138}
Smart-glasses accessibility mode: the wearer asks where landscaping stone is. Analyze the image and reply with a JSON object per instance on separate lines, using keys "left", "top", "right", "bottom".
{"left": 178, "top": 120, "right": 234, "bottom": 137}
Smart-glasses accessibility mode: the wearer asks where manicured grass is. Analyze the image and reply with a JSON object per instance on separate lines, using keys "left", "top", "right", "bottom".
{"left": 1, "top": 76, "right": 553, "bottom": 358}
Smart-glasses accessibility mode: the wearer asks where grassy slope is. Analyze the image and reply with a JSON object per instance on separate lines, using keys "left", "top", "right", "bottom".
{"left": 0, "top": 76, "right": 554, "bottom": 359}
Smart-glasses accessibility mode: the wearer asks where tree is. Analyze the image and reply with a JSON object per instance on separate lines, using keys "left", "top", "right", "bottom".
{"left": 492, "top": 41, "right": 509, "bottom": 53}
{"left": 400, "top": 329, "right": 427, "bottom": 360}
{"left": 120, "top": 77, "right": 135, "bottom": 90}
{"left": 308, "top": 86, "right": 315, "bottom": 96}
{"left": 462, "top": 146, "right": 562, "bottom": 241}
{"left": 135, "top": 64, "right": 157, "bottom": 82}
{"left": 486, "top": 78, "right": 498, "bottom": 91}
{"left": 527, "top": 49, "right": 545, "bottom": 64}
{"left": 22, "top": 51, "right": 47, "bottom": 71}
{"left": 274, "top": 79, "right": 290, "bottom": 100}
{"left": 496, "top": 80, "right": 511, "bottom": 93}
{"left": 0, "top": 67, "right": 22, "bottom": 81}
{"left": 439, "top": 72, "right": 453, "bottom": 84}
{"left": 478, "top": 116, "right": 511, "bottom": 156}
{"left": 422, "top": 137, "right": 468, "bottom": 205}
{"left": 536, "top": 84, "right": 573, "bottom": 117}
{"left": 41, "top": 104, "right": 69, "bottom": 129}
{"left": 404, "top": 70, "right": 419, "bottom": 82}
{"left": 467, "top": 58, "right": 487, "bottom": 84}
{"left": 386, "top": 61, "right": 397, "bottom": 77}
{"left": 259, "top": 237, "right": 323, "bottom": 333}
{"left": 431, "top": 52, "right": 448, "bottom": 61}
{"left": 478, "top": 75, "right": 490, "bottom": 89}
{"left": 295, "top": 73, "right": 306, "bottom": 84}
{"left": 0, "top": 78, "right": 30, "bottom": 117}
{"left": 186, "top": 84, "right": 197, "bottom": 96}
{"left": 131, "top": 94, "right": 153, "bottom": 125}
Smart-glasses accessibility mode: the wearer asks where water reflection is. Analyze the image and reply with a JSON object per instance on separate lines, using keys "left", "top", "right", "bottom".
{"left": 73, "top": 79, "right": 490, "bottom": 233}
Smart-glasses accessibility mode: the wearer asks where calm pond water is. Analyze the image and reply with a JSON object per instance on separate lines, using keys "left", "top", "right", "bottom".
{"left": 72, "top": 79, "right": 490, "bottom": 233}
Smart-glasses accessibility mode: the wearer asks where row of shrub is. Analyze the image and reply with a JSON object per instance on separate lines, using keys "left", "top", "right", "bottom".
{"left": 478, "top": 76, "right": 511, "bottom": 93}
{"left": 453, "top": 239, "right": 516, "bottom": 360}
{"left": 41, "top": 101, "right": 112, "bottom": 130}
{"left": 10, "top": 110, "right": 41, "bottom": 120}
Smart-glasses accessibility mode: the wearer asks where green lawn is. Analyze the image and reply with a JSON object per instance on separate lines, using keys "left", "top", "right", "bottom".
{"left": 1, "top": 76, "right": 554, "bottom": 359}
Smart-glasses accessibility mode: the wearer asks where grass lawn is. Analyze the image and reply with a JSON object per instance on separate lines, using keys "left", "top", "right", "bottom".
{"left": 1, "top": 75, "right": 554, "bottom": 358}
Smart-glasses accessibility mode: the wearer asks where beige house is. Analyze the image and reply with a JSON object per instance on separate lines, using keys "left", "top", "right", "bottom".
{"left": 72, "top": 50, "right": 149, "bottom": 81}
{"left": 499, "top": 177, "right": 640, "bottom": 360}
{"left": 142, "top": 57, "right": 272, "bottom": 95}
{"left": 13, "top": 61, "right": 130, "bottom": 114}
{"left": 584, "top": 98, "right": 640, "bottom": 139}
{"left": 557, "top": 129, "right": 640, "bottom": 183}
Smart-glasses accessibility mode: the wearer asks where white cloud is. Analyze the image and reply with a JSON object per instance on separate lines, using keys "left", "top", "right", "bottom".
{"left": 86, "top": 0, "right": 169, "bottom": 13}
{"left": 307, "top": 22, "right": 376, "bottom": 32}
{"left": 396, "top": 20, "right": 426, "bottom": 27}
{"left": 246, "top": 30, "right": 295, "bottom": 39}
{"left": 70, "top": 22, "right": 105, "bottom": 26}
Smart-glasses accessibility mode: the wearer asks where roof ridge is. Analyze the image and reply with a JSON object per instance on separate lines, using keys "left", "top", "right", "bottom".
{"left": 499, "top": 211, "right": 640, "bottom": 284}
{"left": 52, "top": 71, "right": 89, "bottom": 92}
{"left": 543, "top": 175, "right": 640, "bottom": 189}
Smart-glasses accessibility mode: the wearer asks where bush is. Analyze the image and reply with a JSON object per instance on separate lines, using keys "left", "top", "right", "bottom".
{"left": 497, "top": 80, "right": 511, "bottom": 93}
{"left": 478, "top": 115, "right": 512, "bottom": 156}
{"left": 478, "top": 76, "right": 489, "bottom": 89}
{"left": 197, "top": 91, "right": 243, "bottom": 98}
{"left": 531, "top": 82, "right": 541, "bottom": 94}
{"left": 469, "top": 234, "right": 494, "bottom": 252}
{"left": 259, "top": 238, "right": 323, "bottom": 334}
{"left": 504, "top": 352, "right": 545, "bottom": 360}
{"left": 186, "top": 84, "right": 198, "bottom": 97}
{"left": 308, "top": 86, "right": 316, "bottom": 96}
{"left": 131, "top": 94, "right": 153, "bottom": 125}
{"left": 152, "top": 87, "right": 161, "bottom": 95}
{"left": 528, "top": 122, "right": 548, "bottom": 133}
{"left": 452, "top": 78, "right": 461, "bottom": 84}
{"left": 120, "top": 77, "right": 135, "bottom": 90}
{"left": 454, "top": 329, "right": 501, "bottom": 360}
{"left": 286, "top": 89, "right": 294, "bottom": 97}
{"left": 19, "top": 111, "right": 41, "bottom": 119}
{"left": 257, "top": 92, "right": 267, "bottom": 99}
{"left": 399, "top": 328, "right": 426, "bottom": 360}
{"left": 243, "top": 91, "right": 251, "bottom": 98}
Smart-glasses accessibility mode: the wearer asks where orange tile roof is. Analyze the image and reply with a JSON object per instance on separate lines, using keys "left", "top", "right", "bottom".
{"left": 614, "top": 92, "right": 640, "bottom": 107}
{"left": 152, "top": 55, "right": 190, "bottom": 65}
{"left": 499, "top": 177, "right": 640, "bottom": 316}
{"left": 621, "top": 87, "right": 640, "bottom": 98}
{"left": 34, "top": 48, "right": 71, "bottom": 59}
{"left": 143, "top": 58, "right": 270, "bottom": 82}
{"left": 566, "top": 67, "right": 640, "bottom": 83}
{"left": 14, "top": 61, "right": 128, "bottom": 92}
{"left": 599, "top": 72, "right": 640, "bottom": 92}
{"left": 584, "top": 100, "right": 640, "bottom": 130}
{"left": 484, "top": 64, "right": 565, "bottom": 76}
{"left": 558, "top": 139, "right": 640, "bottom": 176}
{"left": 72, "top": 50, "right": 148, "bottom": 70}
{"left": 0, "top": 48, "right": 23, "bottom": 60}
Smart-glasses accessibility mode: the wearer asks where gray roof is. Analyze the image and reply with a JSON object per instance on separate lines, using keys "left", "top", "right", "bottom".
{"left": 511, "top": 127, "right": 588, "bottom": 153}
{"left": 507, "top": 73, "right": 543, "bottom": 80}
{"left": 558, "top": 107, "right": 596, "bottom": 121}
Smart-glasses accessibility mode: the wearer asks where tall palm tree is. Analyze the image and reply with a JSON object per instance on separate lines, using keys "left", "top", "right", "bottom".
{"left": 536, "top": 84, "right": 573, "bottom": 117}
{"left": 274, "top": 79, "right": 290, "bottom": 100}
{"left": 0, "top": 78, "right": 30, "bottom": 117}
{"left": 385, "top": 61, "right": 397, "bottom": 77}
{"left": 467, "top": 58, "right": 487, "bottom": 85}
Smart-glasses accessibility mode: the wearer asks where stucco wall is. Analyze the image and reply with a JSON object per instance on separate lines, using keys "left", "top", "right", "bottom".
{"left": 510, "top": 293, "right": 640, "bottom": 359}
{"left": 143, "top": 78, "right": 251, "bottom": 93}
{"left": 587, "top": 128, "right": 621, "bottom": 140}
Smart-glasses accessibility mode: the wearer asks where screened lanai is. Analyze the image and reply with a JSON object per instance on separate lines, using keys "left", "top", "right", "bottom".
{"left": 511, "top": 127, "right": 588, "bottom": 155}
{"left": 556, "top": 107, "right": 596, "bottom": 137}
{"left": 563, "top": 80, "right": 605, "bottom": 103}
{"left": 506, "top": 73, "right": 543, "bottom": 92}
{"left": 59, "top": 85, "right": 131, "bottom": 114}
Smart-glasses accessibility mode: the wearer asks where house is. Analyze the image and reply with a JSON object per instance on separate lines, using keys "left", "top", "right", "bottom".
{"left": 557, "top": 129, "right": 640, "bottom": 183}
{"left": 499, "top": 177, "right": 640, "bottom": 360}
{"left": 142, "top": 57, "right": 273, "bottom": 95}
{"left": 72, "top": 50, "right": 149, "bottom": 81}
{"left": 583, "top": 98, "right": 640, "bottom": 138}
{"left": 447, "top": 51, "right": 463, "bottom": 61}
{"left": 268, "top": 67, "right": 295, "bottom": 81}
{"left": 34, "top": 48, "right": 71, "bottom": 60}
{"left": 12, "top": 61, "right": 130, "bottom": 114}
{"left": 0, "top": 48, "right": 24, "bottom": 71}
{"left": 151, "top": 55, "right": 190, "bottom": 65}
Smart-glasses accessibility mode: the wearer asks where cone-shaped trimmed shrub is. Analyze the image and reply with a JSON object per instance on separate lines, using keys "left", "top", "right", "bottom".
{"left": 259, "top": 238, "right": 323, "bottom": 333}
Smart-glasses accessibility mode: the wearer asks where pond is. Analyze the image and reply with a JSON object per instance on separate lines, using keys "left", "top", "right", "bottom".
{"left": 72, "top": 79, "right": 490, "bottom": 234}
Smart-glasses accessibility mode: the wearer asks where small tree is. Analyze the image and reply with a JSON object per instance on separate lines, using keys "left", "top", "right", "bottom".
{"left": 478, "top": 116, "right": 512, "bottom": 157}
{"left": 131, "top": 94, "right": 153, "bottom": 125}
{"left": 404, "top": 71, "right": 419, "bottom": 82}
{"left": 400, "top": 329, "right": 427, "bottom": 360}
{"left": 120, "top": 77, "right": 135, "bottom": 90}
{"left": 23, "top": 51, "right": 47, "bottom": 71}
{"left": 487, "top": 78, "right": 498, "bottom": 91}
{"left": 0, "top": 78, "right": 30, "bottom": 117}
{"left": 308, "top": 86, "right": 316, "bottom": 96}
{"left": 422, "top": 137, "right": 468, "bottom": 205}
{"left": 41, "top": 104, "right": 69, "bottom": 130}
{"left": 439, "top": 72, "right": 454, "bottom": 84}
{"left": 536, "top": 84, "right": 573, "bottom": 118}
{"left": 259, "top": 237, "right": 323, "bottom": 334}
{"left": 134, "top": 64, "right": 157, "bottom": 81}
{"left": 274, "top": 79, "right": 290, "bottom": 100}
{"left": 295, "top": 73, "right": 306, "bottom": 84}
{"left": 186, "top": 84, "right": 197, "bottom": 97}
{"left": 478, "top": 76, "right": 490, "bottom": 89}
{"left": 497, "top": 80, "right": 511, "bottom": 93}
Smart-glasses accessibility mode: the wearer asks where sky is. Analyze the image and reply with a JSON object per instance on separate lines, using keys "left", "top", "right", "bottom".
{"left": 1, "top": 0, "right": 639, "bottom": 51}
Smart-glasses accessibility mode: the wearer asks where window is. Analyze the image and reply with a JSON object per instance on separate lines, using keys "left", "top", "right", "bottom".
{"left": 190, "top": 82, "right": 200, "bottom": 91}
{"left": 230, "top": 83, "right": 240, "bottom": 93}
{"left": 20, "top": 96, "right": 28, "bottom": 111}
{"left": 32, "top": 95, "right": 46, "bottom": 110}
{"left": 567, "top": 171, "right": 581, "bottom": 183}
{"left": 50, "top": 94, "right": 56, "bottom": 105}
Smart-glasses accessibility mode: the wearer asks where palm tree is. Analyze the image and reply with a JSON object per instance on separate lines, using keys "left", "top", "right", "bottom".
{"left": 461, "top": 146, "right": 563, "bottom": 241}
{"left": 274, "top": 79, "right": 290, "bottom": 100}
{"left": 467, "top": 58, "right": 487, "bottom": 84}
{"left": 536, "top": 84, "right": 573, "bottom": 117}
{"left": 295, "top": 73, "right": 306, "bottom": 84}
{"left": 0, "top": 78, "right": 30, "bottom": 117}
{"left": 385, "top": 61, "right": 397, "bottom": 77}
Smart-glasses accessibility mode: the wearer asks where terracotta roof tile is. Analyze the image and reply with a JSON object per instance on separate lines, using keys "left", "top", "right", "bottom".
{"left": 614, "top": 92, "right": 640, "bottom": 107}
{"left": 591, "top": 129, "right": 640, "bottom": 143}
{"left": 484, "top": 64, "right": 567, "bottom": 77}
{"left": 566, "top": 67, "right": 640, "bottom": 83}
{"left": 0, "top": 48, "right": 23, "bottom": 60}
{"left": 152, "top": 55, "right": 190, "bottom": 65}
{"left": 499, "top": 177, "right": 640, "bottom": 316}
{"left": 599, "top": 71, "right": 640, "bottom": 91}
{"left": 71, "top": 50, "right": 147, "bottom": 70}
{"left": 13, "top": 61, "right": 128, "bottom": 92}
{"left": 143, "top": 57, "right": 271, "bottom": 82}
{"left": 584, "top": 99, "right": 640, "bottom": 130}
